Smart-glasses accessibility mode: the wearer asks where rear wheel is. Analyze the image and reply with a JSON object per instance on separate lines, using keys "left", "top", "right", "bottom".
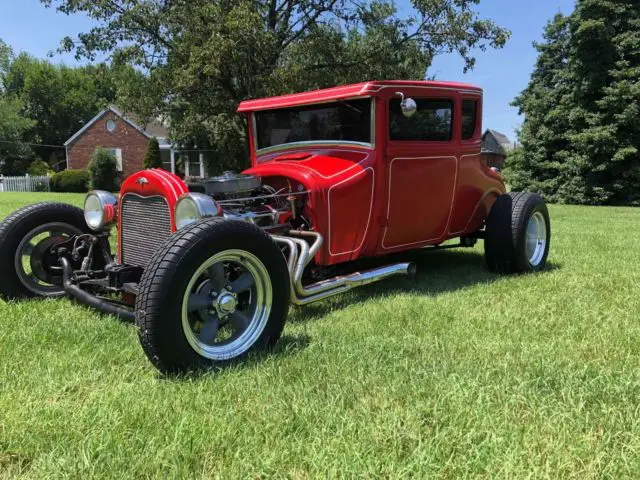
{"left": 135, "top": 217, "right": 290, "bottom": 374}
{"left": 484, "top": 192, "right": 551, "bottom": 273}
{"left": 0, "top": 203, "right": 88, "bottom": 299}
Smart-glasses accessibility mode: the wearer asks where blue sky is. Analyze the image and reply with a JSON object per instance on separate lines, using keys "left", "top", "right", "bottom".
{"left": 0, "top": 0, "right": 576, "bottom": 141}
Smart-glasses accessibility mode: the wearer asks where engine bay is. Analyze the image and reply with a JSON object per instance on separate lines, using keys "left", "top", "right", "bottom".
{"left": 188, "top": 172, "right": 309, "bottom": 230}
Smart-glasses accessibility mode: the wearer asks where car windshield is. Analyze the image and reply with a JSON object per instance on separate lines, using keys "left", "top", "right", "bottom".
{"left": 254, "top": 98, "right": 372, "bottom": 150}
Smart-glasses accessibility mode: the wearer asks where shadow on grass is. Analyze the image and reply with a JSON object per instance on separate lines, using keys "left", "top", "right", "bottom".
{"left": 158, "top": 250, "right": 560, "bottom": 379}
{"left": 158, "top": 333, "right": 312, "bottom": 380}
{"left": 289, "top": 248, "right": 561, "bottom": 324}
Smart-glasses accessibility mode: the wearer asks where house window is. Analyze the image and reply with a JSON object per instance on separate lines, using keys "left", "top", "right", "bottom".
{"left": 106, "top": 119, "right": 116, "bottom": 132}
{"left": 462, "top": 100, "right": 478, "bottom": 140}
{"left": 103, "top": 148, "right": 123, "bottom": 171}
{"left": 389, "top": 98, "right": 453, "bottom": 141}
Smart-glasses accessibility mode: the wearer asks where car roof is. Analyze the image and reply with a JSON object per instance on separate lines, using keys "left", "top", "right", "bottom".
{"left": 237, "top": 80, "right": 482, "bottom": 113}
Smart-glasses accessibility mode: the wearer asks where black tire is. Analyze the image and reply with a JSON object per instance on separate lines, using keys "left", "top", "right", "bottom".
{"left": 135, "top": 217, "right": 290, "bottom": 374}
{"left": 484, "top": 192, "right": 551, "bottom": 274}
{"left": 0, "top": 202, "right": 88, "bottom": 300}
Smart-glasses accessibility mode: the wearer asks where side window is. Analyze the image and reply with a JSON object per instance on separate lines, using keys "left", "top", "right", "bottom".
{"left": 389, "top": 98, "right": 453, "bottom": 141}
{"left": 462, "top": 100, "right": 478, "bottom": 140}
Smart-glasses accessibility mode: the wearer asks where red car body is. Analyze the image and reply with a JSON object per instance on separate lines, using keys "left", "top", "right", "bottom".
{"left": 239, "top": 80, "right": 505, "bottom": 266}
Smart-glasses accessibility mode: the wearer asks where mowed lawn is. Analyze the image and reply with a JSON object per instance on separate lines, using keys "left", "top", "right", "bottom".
{"left": 1, "top": 192, "right": 640, "bottom": 479}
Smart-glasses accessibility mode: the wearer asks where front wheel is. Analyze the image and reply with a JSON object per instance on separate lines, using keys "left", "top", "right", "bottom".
{"left": 135, "top": 217, "right": 290, "bottom": 374}
{"left": 484, "top": 192, "right": 551, "bottom": 274}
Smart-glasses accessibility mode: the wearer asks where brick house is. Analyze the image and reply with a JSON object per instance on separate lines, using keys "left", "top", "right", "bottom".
{"left": 64, "top": 106, "right": 207, "bottom": 177}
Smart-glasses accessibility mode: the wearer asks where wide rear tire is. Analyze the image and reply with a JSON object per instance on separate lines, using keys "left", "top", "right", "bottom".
{"left": 484, "top": 192, "right": 551, "bottom": 274}
{"left": 0, "top": 202, "right": 88, "bottom": 300}
{"left": 135, "top": 217, "right": 290, "bottom": 374}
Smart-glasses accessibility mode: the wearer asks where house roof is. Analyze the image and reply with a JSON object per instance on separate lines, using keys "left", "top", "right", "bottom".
{"left": 237, "top": 80, "right": 482, "bottom": 112}
{"left": 481, "top": 129, "right": 512, "bottom": 156}
{"left": 64, "top": 106, "right": 170, "bottom": 146}
{"left": 488, "top": 129, "right": 511, "bottom": 147}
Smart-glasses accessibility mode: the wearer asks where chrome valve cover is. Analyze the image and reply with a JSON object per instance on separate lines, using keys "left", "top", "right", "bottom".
{"left": 200, "top": 172, "right": 261, "bottom": 196}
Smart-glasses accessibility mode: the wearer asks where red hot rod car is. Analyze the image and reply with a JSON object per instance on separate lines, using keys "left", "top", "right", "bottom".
{"left": 0, "top": 81, "right": 551, "bottom": 373}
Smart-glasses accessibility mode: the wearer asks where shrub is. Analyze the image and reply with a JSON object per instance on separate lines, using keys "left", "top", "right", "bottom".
{"left": 51, "top": 169, "right": 90, "bottom": 193}
{"left": 33, "top": 179, "right": 49, "bottom": 192}
{"left": 88, "top": 148, "right": 118, "bottom": 191}
{"left": 143, "top": 137, "right": 162, "bottom": 169}
{"left": 27, "top": 159, "right": 52, "bottom": 176}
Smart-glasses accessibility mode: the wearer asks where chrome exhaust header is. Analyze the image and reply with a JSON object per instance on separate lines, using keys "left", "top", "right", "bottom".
{"left": 273, "top": 232, "right": 415, "bottom": 305}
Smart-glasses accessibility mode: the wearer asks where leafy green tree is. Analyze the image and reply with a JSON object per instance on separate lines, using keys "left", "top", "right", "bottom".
{"left": 0, "top": 97, "right": 36, "bottom": 175}
{"left": 508, "top": 0, "right": 640, "bottom": 205}
{"left": 0, "top": 39, "right": 12, "bottom": 91}
{"left": 143, "top": 136, "right": 162, "bottom": 169}
{"left": 88, "top": 148, "right": 118, "bottom": 191}
{"left": 2, "top": 54, "right": 126, "bottom": 165}
{"left": 42, "top": 0, "right": 510, "bottom": 171}
{"left": 27, "top": 159, "right": 52, "bottom": 176}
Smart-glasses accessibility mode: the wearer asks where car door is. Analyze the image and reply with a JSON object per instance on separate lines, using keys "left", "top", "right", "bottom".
{"left": 380, "top": 89, "right": 459, "bottom": 251}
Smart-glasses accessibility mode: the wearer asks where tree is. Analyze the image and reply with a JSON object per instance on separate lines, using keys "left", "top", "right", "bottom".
{"left": 0, "top": 39, "right": 12, "bottom": 91}
{"left": 508, "top": 0, "right": 640, "bottom": 205}
{"left": 2, "top": 54, "right": 125, "bottom": 165}
{"left": 143, "top": 136, "right": 162, "bottom": 169}
{"left": 88, "top": 148, "right": 118, "bottom": 191}
{"left": 42, "top": 0, "right": 510, "bottom": 171}
{"left": 0, "top": 97, "right": 36, "bottom": 175}
{"left": 506, "top": 14, "right": 573, "bottom": 201}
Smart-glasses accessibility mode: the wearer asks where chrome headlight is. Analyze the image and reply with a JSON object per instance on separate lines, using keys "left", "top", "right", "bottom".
{"left": 174, "top": 193, "right": 221, "bottom": 230}
{"left": 84, "top": 191, "right": 117, "bottom": 231}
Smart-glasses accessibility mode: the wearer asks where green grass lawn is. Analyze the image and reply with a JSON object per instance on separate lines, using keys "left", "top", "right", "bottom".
{"left": 1, "top": 192, "right": 640, "bottom": 478}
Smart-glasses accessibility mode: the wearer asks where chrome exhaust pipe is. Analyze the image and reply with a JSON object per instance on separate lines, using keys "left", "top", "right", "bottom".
{"left": 273, "top": 232, "right": 416, "bottom": 305}
{"left": 291, "top": 262, "right": 415, "bottom": 305}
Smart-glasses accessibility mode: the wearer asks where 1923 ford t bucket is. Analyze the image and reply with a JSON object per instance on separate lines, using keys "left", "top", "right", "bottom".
{"left": 0, "top": 81, "right": 551, "bottom": 373}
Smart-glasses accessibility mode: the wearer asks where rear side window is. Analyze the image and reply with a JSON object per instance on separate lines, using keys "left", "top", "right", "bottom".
{"left": 462, "top": 100, "right": 478, "bottom": 140}
{"left": 389, "top": 99, "right": 453, "bottom": 141}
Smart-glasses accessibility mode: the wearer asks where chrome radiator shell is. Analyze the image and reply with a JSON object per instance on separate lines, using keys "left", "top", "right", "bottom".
{"left": 120, "top": 193, "right": 172, "bottom": 267}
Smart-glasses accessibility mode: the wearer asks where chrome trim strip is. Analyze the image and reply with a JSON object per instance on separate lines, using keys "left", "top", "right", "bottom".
{"left": 251, "top": 113, "right": 258, "bottom": 158}
{"left": 370, "top": 99, "right": 376, "bottom": 150}
{"left": 256, "top": 140, "right": 372, "bottom": 156}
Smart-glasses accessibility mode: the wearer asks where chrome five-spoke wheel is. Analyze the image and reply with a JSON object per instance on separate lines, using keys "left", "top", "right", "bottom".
{"left": 135, "top": 217, "right": 290, "bottom": 374}
{"left": 181, "top": 249, "right": 273, "bottom": 360}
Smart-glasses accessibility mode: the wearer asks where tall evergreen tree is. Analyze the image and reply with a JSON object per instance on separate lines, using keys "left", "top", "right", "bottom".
{"left": 508, "top": 0, "right": 640, "bottom": 205}
{"left": 508, "top": 14, "right": 572, "bottom": 201}
{"left": 143, "top": 137, "right": 162, "bottom": 169}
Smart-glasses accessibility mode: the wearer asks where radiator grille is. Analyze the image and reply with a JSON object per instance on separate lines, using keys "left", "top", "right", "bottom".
{"left": 120, "top": 194, "right": 172, "bottom": 267}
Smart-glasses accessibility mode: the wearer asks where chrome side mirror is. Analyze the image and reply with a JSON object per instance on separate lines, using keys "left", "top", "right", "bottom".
{"left": 396, "top": 92, "right": 417, "bottom": 118}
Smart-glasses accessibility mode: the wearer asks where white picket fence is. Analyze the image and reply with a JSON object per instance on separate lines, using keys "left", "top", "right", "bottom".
{"left": 0, "top": 175, "right": 51, "bottom": 192}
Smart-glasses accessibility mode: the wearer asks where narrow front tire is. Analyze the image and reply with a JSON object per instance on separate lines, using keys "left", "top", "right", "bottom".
{"left": 0, "top": 202, "right": 88, "bottom": 299}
